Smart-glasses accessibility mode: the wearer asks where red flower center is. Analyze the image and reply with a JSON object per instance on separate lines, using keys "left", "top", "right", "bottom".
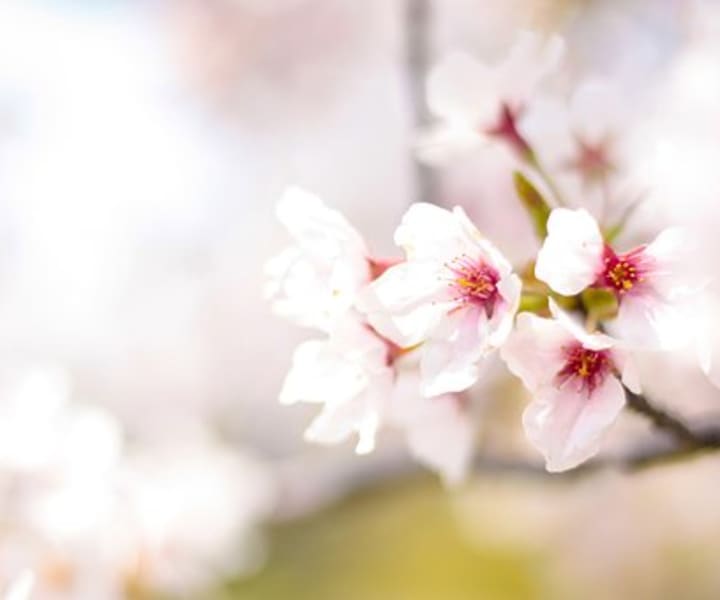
{"left": 565, "top": 137, "right": 615, "bottom": 183}
{"left": 446, "top": 255, "right": 500, "bottom": 317}
{"left": 485, "top": 103, "right": 532, "bottom": 158}
{"left": 555, "top": 342, "right": 612, "bottom": 396}
{"left": 597, "top": 245, "right": 646, "bottom": 296}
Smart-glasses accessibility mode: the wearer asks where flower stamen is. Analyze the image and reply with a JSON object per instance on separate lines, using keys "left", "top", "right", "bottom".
{"left": 555, "top": 343, "right": 612, "bottom": 396}
{"left": 597, "top": 245, "right": 646, "bottom": 296}
{"left": 445, "top": 254, "right": 500, "bottom": 317}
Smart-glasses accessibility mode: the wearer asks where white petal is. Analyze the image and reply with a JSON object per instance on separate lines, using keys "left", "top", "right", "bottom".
{"left": 403, "top": 397, "right": 475, "bottom": 485}
{"left": 611, "top": 293, "right": 686, "bottom": 351}
{"left": 535, "top": 208, "right": 604, "bottom": 296}
{"left": 426, "top": 51, "right": 497, "bottom": 127}
{"left": 394, "top": 203, "right": 481, "bottom": 262}
{"left": 269, "top": 187, "right": 370, "bottom": 330}
{"left": 419, "top": 307, "right": 492, "bottom": 397}
{"left": 500, "top": 312, "right": 571, "bottom": 390}
{"left": 276, "top": 186, "right": 367, "bottom": 257}
{"left": 284, "top": 317, "right": 393, "bottom": 454}
{"left": 280, "top": 319, "right": 387, "bottom": 407}
{"left": 523, "top": 376, "right": 625, "bottom": 472}
{"left": 279, "top": 340, "right": 367, "bottom": 406}
{"left": 643, "top": 227, "right": 698, "bottom": 299}
{"left": 357, "top": 260, "right": 452, "bottom": 347}
{"left": 415, "top": 124, "right": 486, "bottom": 165}
{"left": 497, "top": 32, "right": 565, "bottom": 106}
{"left": 389, "top": 370, "right": 475, "bottom": 484}
{"left": 453, "top": 207, "right": 514, "bottom": 277}
{"left": 548, "top": 298, "right": 615, "bottom": 351}
{"left": 488, "top": 273, "right": 523, "bottom": 347}
{"left": 304, "top": 383, "right": 386, "bottom": 455}
{"left": 329, "top": 313, "right": 390, "bottom": 370}
{"left": 612, "top": 348, "right": 642, "bottom": 394}
{"left": 265, "top": 247, "right": 359, "bottom": 330}
{"left": 419, "top": 273, "right": 520, "bottom": 397}
{"left": 643, "top": 227, "right": 686, "bottom": 264}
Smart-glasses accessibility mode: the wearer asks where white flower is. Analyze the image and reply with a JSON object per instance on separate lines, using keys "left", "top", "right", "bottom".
{"left": 419, "top": 31, "right": 564, "bottom": 163}
{"left": 501, "top": 300, "right": 640, "bottom": 472}
{"left": 535, "top": 207, "right": 696, "bottom": 349}
{"left": 265, "top": 187, "right": 370, "bottom": 331}
{"left": 526, "top": 80, "right": 627, "bottom": 186}
{"left": 279, "top": 314, "right": 391, "bottom": 455}
{"left": 358, "top": 203, "right": 521, "bottom": 397}
{"left": 280, "top": 314, "right": 475, "bottom": 482}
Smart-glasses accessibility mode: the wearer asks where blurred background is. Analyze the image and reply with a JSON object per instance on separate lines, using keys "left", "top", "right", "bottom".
{"left": 2, "top": 0, "right": 720, "bottom": 598}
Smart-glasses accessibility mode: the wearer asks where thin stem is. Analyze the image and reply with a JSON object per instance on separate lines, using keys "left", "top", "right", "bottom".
{"left": 526, "top": 152, "right": 568, "bottom": 208}
{"left": 473, "top": 425, "right": 720, "bottom": 480}
{"left": 470, "top": 387, "right": 720, "bottom": 480}
{"left": 623, "top": 386, "right": 700, "bottom": 446}
{"left": 405, "top": 0, "right": 437, "bottom": 205}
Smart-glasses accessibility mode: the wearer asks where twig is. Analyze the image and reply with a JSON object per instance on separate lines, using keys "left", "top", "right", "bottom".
{"left": 623, "top": 387, "right": 700, "bottom": 446}
{"left": 405, "top": 0, "right": 437, "bottom": 205}
{"left": 472, "top": 423, "right": 720, "bottom": 481}
{"left": 470, "top": 392, "right": 720, "bottom": 481}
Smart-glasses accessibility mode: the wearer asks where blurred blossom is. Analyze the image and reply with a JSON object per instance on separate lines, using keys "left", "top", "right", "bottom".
{"left": 164, "top": 0, "right": 382, "bottom": 118}
{"left": 3, "top": 571, "right": 33, "bottom": 600}
{"left": 119, "top": 438, "right": 275, "bottom": 594}
{"left": 0, "top": 367, "right": 274, "bottom": 599}
{"left": 418, "top": 32, "right": 564, "bottom": 164}
{"left": 523, "top": 78, "right": 647, "bottom": 222}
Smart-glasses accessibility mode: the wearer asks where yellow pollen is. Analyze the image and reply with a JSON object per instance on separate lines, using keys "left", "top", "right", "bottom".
{"left": 457, "top": 277, "right": 491, "bottom": 293}
{"left": 607, "top": 261, "right": 637, "bottom": 291}
{"left": 576, "top": 352, "right": 600, "bottom": 378}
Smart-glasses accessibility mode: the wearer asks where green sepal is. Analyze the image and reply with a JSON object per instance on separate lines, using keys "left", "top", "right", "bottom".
{"left": 513, "top": 171, "right": 552, "bottom": 239}
{"left": 581, "top": 287, "right": 618, "bottom": 322}
{"left": 604, "top": 196, "right": 645, "bottom": 243}
{"left": 518, "top": 293, "right": 548, "bottom": 314}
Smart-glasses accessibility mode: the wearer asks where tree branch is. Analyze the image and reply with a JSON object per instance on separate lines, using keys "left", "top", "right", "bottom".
{"left": 623, "top": 386, "right": 700, "bottom": 446}
{"left": 472, "top": 391, "right": 720, "bottom": 481}
{"left": 405, "top": 0, "right": 437, "bottom": 205}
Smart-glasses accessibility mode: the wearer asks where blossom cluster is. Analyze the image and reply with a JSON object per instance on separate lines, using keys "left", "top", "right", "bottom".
{"left": 267, "top": 32, "right": 716, "bottom": 477}
{"left": 0, "top": 367, "right": 274, "bottom": 599}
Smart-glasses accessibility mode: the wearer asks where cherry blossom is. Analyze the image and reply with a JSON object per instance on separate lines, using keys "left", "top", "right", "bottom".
{"left": 535, "top": 207, "right": 696, "bottom": 349}
{"left": 279, "top": 315, "right": 390, "bottom": 455}
{"left": 418, "top": 31, "right": 564, "bottom": 163}
{"left": 501, "top": 300, "right": 640, "bottom": 472}
{"left": 522, "top": 78, "right": 647, "bottom": 220}
{"left": 279, "top": 314, "right": 475, "bottom": 482}
{"left": 561, "top": 80, "right": 627, "bottom": 187}
{"left": 265, "top": 186, "right": 371, "bottom": 331}
{"left": 358, "top": 203, "right": 521, "bottom": 397}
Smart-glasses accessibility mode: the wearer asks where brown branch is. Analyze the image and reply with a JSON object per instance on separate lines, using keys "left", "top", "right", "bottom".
{"left": 471, "top": 390, "right": 720, "bottom": 481}
{"left": 405, "top": 0, "right": 437, "bottom": 205}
